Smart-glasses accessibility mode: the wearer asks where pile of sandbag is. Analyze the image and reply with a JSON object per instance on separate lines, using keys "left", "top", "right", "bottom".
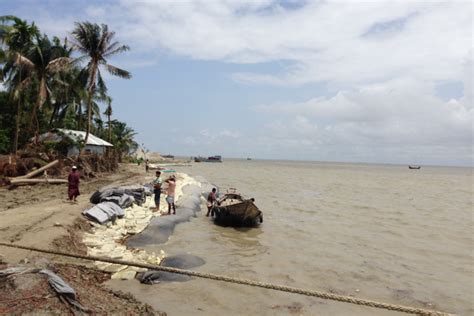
{"left": 83, "top": 186, "right": 148, "bottom": 225}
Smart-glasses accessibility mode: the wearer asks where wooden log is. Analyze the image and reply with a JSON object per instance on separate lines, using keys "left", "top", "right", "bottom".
{"left": 9, "top": 178, "right": 67, "bottom": 185}
{"left": 15, "top": 159, "right": 59, "bottom": 179}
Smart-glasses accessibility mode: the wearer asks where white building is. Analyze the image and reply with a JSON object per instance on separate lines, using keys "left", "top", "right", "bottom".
{"left": 37, "top": 129, "right": 113, "bottom": 156}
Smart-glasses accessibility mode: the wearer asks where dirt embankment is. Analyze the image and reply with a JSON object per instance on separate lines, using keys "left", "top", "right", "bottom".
{"left": 0, "top": 163, "right": 165, "bottom": 315}
{"left": 0, "top": 262, "right": 161, "bottom": 315}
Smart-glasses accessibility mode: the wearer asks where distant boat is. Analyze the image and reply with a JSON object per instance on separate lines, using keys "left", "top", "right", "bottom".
{"left": 247, "top": 157, "right": 251, "bottom": 160}
{"left": 162, "top": 154, "right": 174, "bottom": 159}
{"left": 408, "top": 165, "right": 421, "bottom": 169}
{"left": 194, "top": 155, "right": 222, "bottom": 163}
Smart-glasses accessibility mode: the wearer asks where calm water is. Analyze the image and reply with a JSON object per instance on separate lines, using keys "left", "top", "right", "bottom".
{"left": 110, "top": 160, "right": 473, "bottom": 315}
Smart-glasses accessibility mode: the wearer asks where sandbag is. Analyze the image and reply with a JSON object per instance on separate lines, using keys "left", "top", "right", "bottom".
{"left": 102, "top": 194, "right": 135, "bottom": 208}
{"left": 82, "top": 201, "right": 124, "bottom": 225}
{"left": 90, "top": 187, "right": 146, "bottom": 206}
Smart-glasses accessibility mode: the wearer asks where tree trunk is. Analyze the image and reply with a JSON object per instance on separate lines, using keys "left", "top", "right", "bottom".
{"left": 15, "top": 159, "right": 59, "bottom": 179}
{"left": 84, "top": 64, "right": 97, "bottom": 146}
{"left": 13, "top": 93, "right": 20, "bottom": 155}
{"left": 13, "top": 67, "right": 21, "bottom": 155}
{"left": 48, "top": 96, "right": 58, "bottom": 128}
{"left": 77, "top": 100, "right": 82, "bottom": 130}
{"left": 85, "top": 89, "right": 92, "bottom": 145}
{"left": 10, "top": 178, "right": 67, "bottom": 185}
{"left": 108, "top": 114, "right": 111, "bottom": 142}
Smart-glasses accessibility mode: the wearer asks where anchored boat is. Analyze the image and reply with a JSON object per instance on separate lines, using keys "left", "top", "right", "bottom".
{"left": 408, "top": 165, "right": 421, "bottom": 169}
{"left": 194, "top": 155, "right": 222, "bottom": 163}
{"left": 211, "top": 189, "right": 263, "bottom": 227}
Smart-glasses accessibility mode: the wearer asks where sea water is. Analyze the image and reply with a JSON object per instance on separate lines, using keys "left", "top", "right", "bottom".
{"left": 110, "top": 160, "right": 473, "bottom": 315}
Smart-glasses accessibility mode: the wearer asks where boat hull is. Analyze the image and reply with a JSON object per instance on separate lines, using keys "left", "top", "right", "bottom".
{"left": 212, "top": 199, "right": 263, "bottom": 227}
{"left": 194, "top": 156, "right": 222, "bottom": 163}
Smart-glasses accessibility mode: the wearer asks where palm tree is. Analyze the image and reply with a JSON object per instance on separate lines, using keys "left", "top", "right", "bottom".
{"left": 0, "top": 16, "right": 39, "bottom": 153}
{"left": 69, "top": 22, "right": 131, "bottom": 145}
{"left": 110, "top": 119, "right": 137, "bottom": 162}
{"left": 13, "top": 34, "right": 72, "bottom": 141}
{"left": 47, "top": 36, "right": 75, "bottom": 127}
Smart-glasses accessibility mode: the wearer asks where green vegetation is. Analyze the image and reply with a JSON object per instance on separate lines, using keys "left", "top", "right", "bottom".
{"left": 0, "top": 16, "right": 137, "bottom": 158}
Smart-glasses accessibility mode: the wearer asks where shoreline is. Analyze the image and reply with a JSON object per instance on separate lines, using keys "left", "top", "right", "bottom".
{"left": 0, "top": 163, "right": 177, "bottom": 314}
{"left": 82, "top": 171, "right": 202, "bottom": 280}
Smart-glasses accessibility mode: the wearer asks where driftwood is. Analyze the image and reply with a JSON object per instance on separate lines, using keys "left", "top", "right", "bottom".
{"left": 9, "top": 178, "right": 67, "bottom": 185}
{"left": 15, "top": 160, "right": 59, "bottom": 179}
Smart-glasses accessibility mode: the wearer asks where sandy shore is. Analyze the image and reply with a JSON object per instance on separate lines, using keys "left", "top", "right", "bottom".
{"left": 0, "top": 163, "right": 168, "bottom": 314}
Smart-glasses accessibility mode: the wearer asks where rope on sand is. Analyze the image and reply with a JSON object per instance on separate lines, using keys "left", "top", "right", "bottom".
{"left": 0, "top": 242, "right": 451, "bottom": 316}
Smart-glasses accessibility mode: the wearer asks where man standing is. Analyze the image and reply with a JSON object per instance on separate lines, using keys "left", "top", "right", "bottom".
{"left": 152, "top": 170, "right": 162, "bottom": 211}
{"left": 206, "top": 187, "right": 217, "bottom": 217}
{"left": 165, "top": 175, "right": 176, "bottom": 215}
{"left": 67, "top": 166, "right": 80, "bottom": 202}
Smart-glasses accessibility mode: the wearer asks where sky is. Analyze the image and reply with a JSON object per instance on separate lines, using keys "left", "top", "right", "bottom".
{"left": 1, "top": 0, "right": 472, "bottom": 166}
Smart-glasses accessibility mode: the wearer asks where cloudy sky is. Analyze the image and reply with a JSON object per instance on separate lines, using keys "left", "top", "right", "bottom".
{"left": 2, "top": 0, "right": 472, "bottom": 166}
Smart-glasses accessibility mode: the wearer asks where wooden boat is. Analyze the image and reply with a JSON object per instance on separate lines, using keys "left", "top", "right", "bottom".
{"left": 408, "top": 165, "right": 421, "bottom": 169}
{"left": 194, "top": 155, "right": 222, "bottom": 163}
{"left": 211, "top": 190, "right": 263, "bottom": 227}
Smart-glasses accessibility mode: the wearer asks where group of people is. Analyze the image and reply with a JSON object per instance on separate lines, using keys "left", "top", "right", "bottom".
{"left": 152, "top": 170, "right": 176, "bottom": 215}
{"left": 67, "top": 165, "right": 215, "bottom": 218}
{"left": 153, "top": 170, "right": 218, "bottom": 217}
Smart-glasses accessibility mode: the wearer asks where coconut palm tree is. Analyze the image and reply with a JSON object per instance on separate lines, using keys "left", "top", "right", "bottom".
{"left": 110, "top": 119, "right": 137, "bottom": 162}
{"left": 0, "top": 15, "right": 39, "bottom": 153}
{"left": 69, "top": 22, "right": 131, "bottom": 145}
{"left": 13, "top": 33, "right": 72, "bottom": 141}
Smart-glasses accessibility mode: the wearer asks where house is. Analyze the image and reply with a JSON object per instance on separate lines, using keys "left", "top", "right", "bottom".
{"left": 37, "top": 128, "right": 113, "bottom": 157}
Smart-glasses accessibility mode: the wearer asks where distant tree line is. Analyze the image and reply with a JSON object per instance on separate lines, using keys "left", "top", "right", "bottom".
{"left": 0, "top": 16, "right": 138, "bottom": 159}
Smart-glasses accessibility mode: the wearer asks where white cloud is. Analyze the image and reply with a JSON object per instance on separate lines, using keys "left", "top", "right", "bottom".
{"left": 101, "top": 0, "right": 471, "bottom": 86}
{"left": 18, "top": 1, "right": 472, "bottom": 86}
{"left": 252, "top": 77, "right": 473, "bottom": 165}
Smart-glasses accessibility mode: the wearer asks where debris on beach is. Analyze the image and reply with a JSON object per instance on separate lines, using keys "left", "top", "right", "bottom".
{"left": 0, "top": 150, "right": 119, "bottom": 188}
{"left": 0, "top": 262, "right": 160, "bottom": 315}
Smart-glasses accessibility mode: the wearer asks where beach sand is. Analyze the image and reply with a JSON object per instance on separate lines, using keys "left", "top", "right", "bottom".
{"left": 0, "top": 163, "right": 167, "bottom": 314}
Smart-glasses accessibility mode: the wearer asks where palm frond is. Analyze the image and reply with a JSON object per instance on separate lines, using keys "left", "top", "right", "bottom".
{"left": 14, "top": 52, "right": 35, "bottom": 71}
{"left": 103, "top": 44, "right": 130, "bottom": 58}
{"left": 96, "top": 68, "right": 108, "bottom": 96}
{"left": 46, "top": 57, "right": 73, "bottom": 72}
{"left": 105, "top": 64, "right": 131, "bottom": 79}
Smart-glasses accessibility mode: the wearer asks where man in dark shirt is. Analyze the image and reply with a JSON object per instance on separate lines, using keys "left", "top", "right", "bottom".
{"left": 67, "top": 166, "right": 80, "bottom": 202}
{"left": 206, "top": 188, "right": 217, "bottom": 217}
{"left": 152, "top": 171, "right": 162, "bottom": 211}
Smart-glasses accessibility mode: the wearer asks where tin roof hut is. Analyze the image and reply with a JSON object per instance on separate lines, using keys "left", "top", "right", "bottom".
{"left": 37, "top": 129, "right": 113, "bottom": 157}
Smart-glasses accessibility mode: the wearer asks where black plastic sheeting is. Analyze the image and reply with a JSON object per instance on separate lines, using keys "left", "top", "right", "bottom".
{"left": 136, "top": 254, "right": 205, "bottom": 284}
{"left": 90, "top": 187, "right": 147, "bottom": 206}
{"left": 126, "top": 183, "right": 202, "bottom": 246}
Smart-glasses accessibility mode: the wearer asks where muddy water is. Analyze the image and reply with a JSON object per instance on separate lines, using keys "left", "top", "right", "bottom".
{"left": 108, "top": 160, "right": 473, "bottom": 315}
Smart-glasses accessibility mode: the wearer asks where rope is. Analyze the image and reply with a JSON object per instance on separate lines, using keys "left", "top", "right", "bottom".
{"left": 0, "top": 242, "right": 451, "bottom": 316}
